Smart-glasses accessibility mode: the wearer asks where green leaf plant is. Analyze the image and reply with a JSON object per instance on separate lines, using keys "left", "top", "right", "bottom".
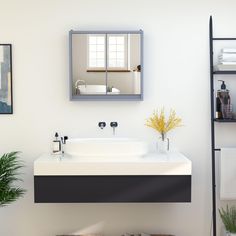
{"left": 0, "top": 152, "right": 25, "bottom": 207}
{"left": 219, "top": 205, "right": 236, "bottom": 233}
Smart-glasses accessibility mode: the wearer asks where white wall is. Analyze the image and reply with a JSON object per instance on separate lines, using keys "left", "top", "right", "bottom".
{"left": 1, "top": 0, "right": 236, "bottom": 235}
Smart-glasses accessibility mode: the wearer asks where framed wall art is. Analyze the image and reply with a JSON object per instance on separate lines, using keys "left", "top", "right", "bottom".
{"left": 0, "top": 44, "right": 12, "bottom": 114}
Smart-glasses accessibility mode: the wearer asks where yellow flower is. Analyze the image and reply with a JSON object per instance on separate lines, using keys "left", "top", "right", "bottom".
{"left": 145, "top": 108, "right": 182, "bottom": 137}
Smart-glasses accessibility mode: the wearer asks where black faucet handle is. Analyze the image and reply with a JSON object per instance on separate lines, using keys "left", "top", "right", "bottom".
{"left": 98, "top": 122, "right": 106, "bottom": 129}
{"left": 110, "top": 122, "right": 118, "bottom": 128}
{"left": 64, "top": 136, "right": 68, "bottom": 142}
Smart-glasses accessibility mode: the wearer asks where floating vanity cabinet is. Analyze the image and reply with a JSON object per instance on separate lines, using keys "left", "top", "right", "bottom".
{"left": 34, "top": 153, "right": 192, "bottom": 203}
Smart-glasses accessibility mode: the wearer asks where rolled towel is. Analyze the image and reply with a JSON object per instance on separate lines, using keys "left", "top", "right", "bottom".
{"left": 222, "top": 48, "right": 236, "bottom": 53}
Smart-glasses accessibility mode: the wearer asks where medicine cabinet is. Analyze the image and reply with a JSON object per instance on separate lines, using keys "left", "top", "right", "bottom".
{"left": 69, "top": 30, "right": 143, "bottom": 101}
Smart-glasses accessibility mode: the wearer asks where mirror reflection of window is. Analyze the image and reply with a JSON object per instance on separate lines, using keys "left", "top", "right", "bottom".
{"left": 88, "top": 35, "right": 105, "bottom": 69}
{"left": 108, "top": 34, "right": 127, "bottom": 70}
{"left": 88, "top": 34, "right": 129, "bottom": 72}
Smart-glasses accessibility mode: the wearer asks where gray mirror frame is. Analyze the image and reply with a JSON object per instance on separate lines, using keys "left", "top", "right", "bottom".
{"left": 69, "top": 30, "right": 143, "bottom": 101}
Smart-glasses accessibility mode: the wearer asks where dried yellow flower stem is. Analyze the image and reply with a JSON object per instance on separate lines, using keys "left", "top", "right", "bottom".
{"left": 145, "top": 108, "right": 182, "bottom": 139}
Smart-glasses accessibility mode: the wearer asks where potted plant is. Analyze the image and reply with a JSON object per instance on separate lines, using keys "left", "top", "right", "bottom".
{"left": 145, "top": 108, "right": 182, "bottom": 153}
{"left": 219, "top": 205, "right": 236, "bottom": 236}
{"left": 0, "top": 152, "right": 25, "bottom": 207}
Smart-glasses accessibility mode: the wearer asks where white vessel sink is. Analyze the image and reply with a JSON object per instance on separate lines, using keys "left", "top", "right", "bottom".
{"left": 64, "top": 138, "right": 148, "bottom": 157}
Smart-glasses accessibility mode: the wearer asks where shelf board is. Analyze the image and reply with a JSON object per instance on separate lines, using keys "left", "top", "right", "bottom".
{"left": 213, "top": 37, "right": 236, "bottom": 40}
{"left": 213, "top": 71, "right": 236, "bottom": 75}
{"left": 214, "top": 118, "right": 236, "bottom": 123}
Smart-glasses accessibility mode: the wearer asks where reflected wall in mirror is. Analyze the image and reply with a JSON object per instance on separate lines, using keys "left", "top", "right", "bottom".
{"left": 69, "top": 30, "right": 143, "bottom": 100}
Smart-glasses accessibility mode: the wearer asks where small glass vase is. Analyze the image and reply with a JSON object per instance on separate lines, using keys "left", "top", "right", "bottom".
{"left": 157, "top": 134, "right": 169, "bottom": 153}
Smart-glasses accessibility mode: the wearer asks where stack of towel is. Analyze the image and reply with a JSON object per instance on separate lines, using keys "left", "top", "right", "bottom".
{"left": 216, "top": 48, "right": 236, "bottom": 71}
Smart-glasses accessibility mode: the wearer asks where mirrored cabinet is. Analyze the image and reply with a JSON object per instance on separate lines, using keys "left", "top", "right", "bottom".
{"left": 69, "top": 30, "right": 143, "bottom": 100}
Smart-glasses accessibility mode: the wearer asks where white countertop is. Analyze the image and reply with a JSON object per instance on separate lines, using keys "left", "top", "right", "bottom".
{"left": 34, "top": 152, "right": 192, "bottom": 176}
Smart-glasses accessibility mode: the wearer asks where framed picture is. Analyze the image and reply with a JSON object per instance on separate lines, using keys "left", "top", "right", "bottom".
{"left": 0, "top": 44, "right": 12, "bottom": 114}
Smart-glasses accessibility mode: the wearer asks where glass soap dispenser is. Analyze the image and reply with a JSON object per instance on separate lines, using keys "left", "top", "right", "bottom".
{"left": 216, "top": 80, "right": 232, "bottom": 119}
{"left": 52, "top": 132, "right": 61, "bottom": 155}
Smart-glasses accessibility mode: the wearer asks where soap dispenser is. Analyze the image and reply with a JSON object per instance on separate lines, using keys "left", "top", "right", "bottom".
{"left": 52, "top": 132, "right": 61, "bottom": 155}
{"left": 216, "top": 80, "right": 232, "bottom": 119}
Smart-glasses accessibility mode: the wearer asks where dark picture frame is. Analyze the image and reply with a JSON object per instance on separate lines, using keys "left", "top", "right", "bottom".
{"left": 0, "top": 44, "right": 13, "bottom": 114}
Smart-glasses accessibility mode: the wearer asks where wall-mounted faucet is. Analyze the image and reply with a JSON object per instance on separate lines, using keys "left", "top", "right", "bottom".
{"left": 98, "top": 121, "right": 106, "bottom": 129}
{"left": 110, "top": 122, "right": 118, "bottom": 135}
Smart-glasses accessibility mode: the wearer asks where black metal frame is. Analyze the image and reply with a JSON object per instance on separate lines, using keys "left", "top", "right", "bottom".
{"left": 209, "top": 16, "right": 216, "bottom": 236}
{"left": 0, "top": 44, "right": 13, "bottom": 114}
{"left": 209, "top": 16, "right": 236, "bottom": 236}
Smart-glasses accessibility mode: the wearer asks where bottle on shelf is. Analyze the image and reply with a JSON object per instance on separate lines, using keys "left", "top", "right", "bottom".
{"left": 216, "top": 80, "right": 232, "bottom": 119}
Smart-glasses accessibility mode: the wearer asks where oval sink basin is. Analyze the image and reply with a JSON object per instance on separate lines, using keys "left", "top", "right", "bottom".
{"left": 64, "top": 138, "right": 148, "bottom": 157}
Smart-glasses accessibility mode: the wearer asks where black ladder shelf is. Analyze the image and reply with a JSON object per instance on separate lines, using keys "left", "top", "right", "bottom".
{"left": 209, "top": 16, "right": 236, "bottom": 236}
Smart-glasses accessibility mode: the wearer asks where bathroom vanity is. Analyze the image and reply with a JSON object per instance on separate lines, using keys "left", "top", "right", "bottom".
{"left": 34, "top": 151, "right": 191, "bottom": 203}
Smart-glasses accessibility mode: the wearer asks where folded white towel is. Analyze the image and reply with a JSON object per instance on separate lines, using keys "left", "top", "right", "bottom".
{"left": 222, "top": 48, "right": 236, "bottom": 53}
{"left": 220, "top": 61, "right": 236, "bottom": 65}
{"left": 215, "top": 64, "right": 236, "bottom": 71}
{"left": 219, "top": 53, "right": 236, "bottom": 62}
{"left": 220, "top": 148, "right": 236, "bottom": 200}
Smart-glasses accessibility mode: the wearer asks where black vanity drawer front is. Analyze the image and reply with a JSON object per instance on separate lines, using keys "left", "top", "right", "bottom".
{"left": 34, "top": 175, "right": 191, "bottom": 203}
